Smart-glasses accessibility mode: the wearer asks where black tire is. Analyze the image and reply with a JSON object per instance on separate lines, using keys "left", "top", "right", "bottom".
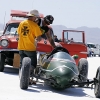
{"left": 94, "top": 54, "right": 96, "bottom": 57}
{"left": 20, "top": 57, "right": 31, "bottom": 89}
{"left": 78, "top": 58, "right": 88, "bottom": 87}
{"left": 0, "top": 53, "right": 5, "bottom": 72}
{"left": 94, "top": 66, "right": 100, "bottom": 98}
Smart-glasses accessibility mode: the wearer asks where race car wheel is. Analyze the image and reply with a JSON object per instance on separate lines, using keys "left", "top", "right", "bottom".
{"left": 78, "top": 58, "right": 88, "bottom": 87}
{"left": 0, "top": 53, "right": 5, "bottom": 72}
{"left": 94, "top": 66, "right": 100, "bottom": 98}
{"left": 20, "top": 57, "right": 31, "bottom": 89}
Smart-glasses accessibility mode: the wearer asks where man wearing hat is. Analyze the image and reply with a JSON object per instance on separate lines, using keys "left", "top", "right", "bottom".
{"left": 37, "top": 15, "right": 61, "bottom": 48}
{"left": 37, "top": 15, "right": 62, "bottom": 47}
{"left": 17, "top": 10, "right": 42, "bottom": 81}
{"left": 35, "top": 15, "right": 62, "bottom": 68}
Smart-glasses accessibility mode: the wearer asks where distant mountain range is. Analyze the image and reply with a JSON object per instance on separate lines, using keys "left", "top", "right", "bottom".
{"left": 51, "top": 25, "right": 100, "bottom": 44}
{"left": 0, "top": 23, "right": 100, "bottom": 44}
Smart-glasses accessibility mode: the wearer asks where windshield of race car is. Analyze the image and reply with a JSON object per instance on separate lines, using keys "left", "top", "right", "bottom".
{"left": 5, "top": 23, "right": 19, "bottom": 35}
{"left": 52, "top": 52, "right": 75, "bottom": 63}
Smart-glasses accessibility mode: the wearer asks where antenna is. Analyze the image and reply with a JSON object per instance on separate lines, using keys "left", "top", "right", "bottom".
{"left": 3, "top": 11, "right": 6, "bottom": 30}
{"left": 32, "top": 0, "right": 34, "bottom": 9}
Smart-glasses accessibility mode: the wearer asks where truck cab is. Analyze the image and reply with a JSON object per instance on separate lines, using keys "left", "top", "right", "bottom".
{"left": 87, "top": 43, "right": 100, "bottom": 57}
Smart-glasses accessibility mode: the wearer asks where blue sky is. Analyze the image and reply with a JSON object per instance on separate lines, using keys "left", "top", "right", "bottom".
{"left": 0, "top": 0, "right": 100, "bottom": 28}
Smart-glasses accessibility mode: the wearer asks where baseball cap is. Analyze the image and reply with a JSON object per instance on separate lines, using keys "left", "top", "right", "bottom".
{"left": 44, "top": 15, "right": 54, "bottom": 24}
{"left": 27, "top": 10, "right": 39, "bottom": 17}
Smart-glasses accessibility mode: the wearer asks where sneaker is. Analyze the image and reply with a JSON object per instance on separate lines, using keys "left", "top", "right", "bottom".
{"left": 29, "top": 79, "right": 36, "bottom": 85}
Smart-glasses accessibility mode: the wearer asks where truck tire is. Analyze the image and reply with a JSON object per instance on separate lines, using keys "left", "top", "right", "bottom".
{"left": 78, "top": 58, "right": 88, "bottom": 87}
{"left": 20, "top": 57, "right": 31, "bottom": 89}
{"left": 94, "top": 66, "right": 100, "bottom": 98}
{"left": 94, "top": 54, "right": 96, "bottom": 57}
{"left": 0, "top": 53, "right": 5, "bottom": 72}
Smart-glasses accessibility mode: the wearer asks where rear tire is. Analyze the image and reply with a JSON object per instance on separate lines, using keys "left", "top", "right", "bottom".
{"left": 20, "top": 57, "right": 31, "bottom": 89}
{"left": 78, "top": 58, "right": 88, "bottom": 87}
{"left": 94, "top": 66, "right": 100, "bottom": 98}
{"left": 0, "top": 53, "right": 5, "bottom": 72}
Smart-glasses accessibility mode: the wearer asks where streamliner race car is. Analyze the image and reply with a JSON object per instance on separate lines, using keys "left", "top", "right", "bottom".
{"left": 20, "top": 46, "right": 100, "bottom": 98}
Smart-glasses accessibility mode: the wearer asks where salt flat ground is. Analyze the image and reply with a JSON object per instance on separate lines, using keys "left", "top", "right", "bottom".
{"left": 0, "top": 57, "right": 100, "bottom": 100}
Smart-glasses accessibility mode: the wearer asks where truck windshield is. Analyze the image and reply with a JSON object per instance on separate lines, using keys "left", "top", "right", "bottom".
{"left": 87, "top": 44, "right": 96, "bottom": 48}
{"left": 5, "top": 23, "right": 19, "bottom": 35}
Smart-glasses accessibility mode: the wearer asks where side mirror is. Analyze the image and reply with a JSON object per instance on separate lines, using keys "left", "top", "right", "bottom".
{"left": 72, "top": 55, "right": 79, "bottom": 60}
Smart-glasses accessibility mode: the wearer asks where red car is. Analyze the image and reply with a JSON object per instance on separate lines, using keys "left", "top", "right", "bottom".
{"left": 0, "top": 10, "right": 87, "bottom": 72}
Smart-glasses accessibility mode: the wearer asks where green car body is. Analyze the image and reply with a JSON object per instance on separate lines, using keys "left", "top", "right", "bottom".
{"left": 40, "top": 51, "right": 79, "bottom": 89}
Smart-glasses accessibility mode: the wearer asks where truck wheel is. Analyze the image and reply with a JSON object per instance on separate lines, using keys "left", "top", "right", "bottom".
{"left": 0, "top": 53, "right": 5, "bottom": 72}
{"left": 78, "top": 58, "right": 88, "bottom": 87}
{"left": 94, "top": 66, "right": 100, "bottom": 98}
{"left": 20, "top": 57, "right": 31, "bottom": 89}
{"left": 94, "top": 54, "right": 96, "bottom": 57}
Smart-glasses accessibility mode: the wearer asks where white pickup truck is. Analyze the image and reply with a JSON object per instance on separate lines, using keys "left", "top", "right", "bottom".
{"left": 86, "top": 43, "right": 100, "bottom": 57}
